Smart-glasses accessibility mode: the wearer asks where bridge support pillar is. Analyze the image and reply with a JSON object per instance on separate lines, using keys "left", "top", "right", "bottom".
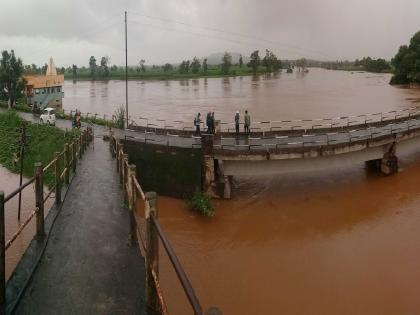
{"left": 201, "top": 134, "right": 216, "bottom": 195}
{"left": 223, "top": 176, "right": 232, "bottom": 199}
{"left": 366, "top": 142, "right": 398, "bottom": 176}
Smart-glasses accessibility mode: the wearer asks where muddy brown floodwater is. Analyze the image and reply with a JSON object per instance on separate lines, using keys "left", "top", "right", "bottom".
{"left": 63, "top": 68, "right": 420, "bottom": 122}
{"left": 0, "top": 167, "right": 52, "bottom": 279}
{"left": 156, "top": 149, "right": 420, "bottom": 315}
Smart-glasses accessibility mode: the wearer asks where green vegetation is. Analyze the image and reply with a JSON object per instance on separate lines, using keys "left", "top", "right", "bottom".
{"left": 113, "top": 106, "right": 126, "bottom": 129}
{"left": 187, "top": 190, "right": 214, "bottom": 217}
{"left": 59, "top": 50, "right": 284, "bottom": 81}
{"left": 0, "top": 50, "right": 25, "bottom": 108}
{"left": 390, "top": 30, "right": 420, "bottom": 85}
{"left": 317, "top": 58, "right": 391, "bottom": 73}
{"left": 0, "top": 111, "right": 79, "bottom": 187}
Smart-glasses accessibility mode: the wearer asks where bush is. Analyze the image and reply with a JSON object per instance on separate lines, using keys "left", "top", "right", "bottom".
{"left": 187, "top": 190, "right": 214, "bottom": 217}
{"left": 113, "top": 106, "right": 126, "bottom": 129}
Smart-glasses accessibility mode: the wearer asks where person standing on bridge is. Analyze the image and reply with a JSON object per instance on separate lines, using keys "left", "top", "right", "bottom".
{"left": 211, "top": 112, "right": 215, "bottom": 134}
{"left": 206, "top": 112, "right": 212, "bottom": 133}
{"left": 244, "top": 110, "right": 251, "bottom": 135}
{"left": 235, "top": 111, "right": 240, "bottom": 135}
{"left": 194, "top": 112, "right": 202, "bottom": 136}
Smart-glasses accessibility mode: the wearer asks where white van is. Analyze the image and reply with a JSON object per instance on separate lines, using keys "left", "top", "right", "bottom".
{"left": 39, "top": 108, "right": 56, "bottom": 126}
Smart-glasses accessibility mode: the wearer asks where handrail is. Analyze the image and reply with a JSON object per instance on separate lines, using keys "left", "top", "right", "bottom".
{"left": 4, "top": 176, "right": 37, "bottom": 203}
{"left": 151, "top": 215, "right": 203, "bottom": 315}
{"left": 132, "top": 175, "right": 145, "bottom": 201}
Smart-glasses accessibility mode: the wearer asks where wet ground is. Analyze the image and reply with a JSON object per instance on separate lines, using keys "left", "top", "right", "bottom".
{"left": 14, "top": 138, "right": 146, "bottom": 314}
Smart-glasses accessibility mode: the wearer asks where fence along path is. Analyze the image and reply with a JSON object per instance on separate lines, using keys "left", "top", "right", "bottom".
{"left": 11, "top": 130, "right": 146, "bottom": 314}
{"left": 110, "top": 133, "right": 221, "bottom": 315}
{"left": 0, "top": 127, "right": 92, "bottom": 314}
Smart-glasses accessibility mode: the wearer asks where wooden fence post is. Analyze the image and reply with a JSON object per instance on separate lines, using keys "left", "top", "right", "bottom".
{"left": 128, "top": 165, "right": 137, "bottom": 245}
{"left": 54, "top": 152, "right": 61, "bottom": 205}
{"left": 84, "top": 130, "right": 88, "bottom": 151}
{"left": 72, "top": 141, "right": 77, "bottom": 174}
{"left": 34, "top": 163, "right": 45, "bottom": 237}
{"left": 121, "top": 153, "right": 128, "bottom": 186}
{"left": 116, "top": 142, "right": 120, "bottom": 172}
{"left": 64, "top": 143, "right": 70, "bottom": 185}
{"left": 145, "top": 191, "right": 159, "bottom": 312}
{"left": 79, "top": 134, "right": 82, "bottom": 158}
{"left": 0, "top": 191, "right": 5, "bottom": 315}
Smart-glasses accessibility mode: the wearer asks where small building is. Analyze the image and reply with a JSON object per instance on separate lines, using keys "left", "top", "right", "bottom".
{"left": 24, "top": 57, "right": 64, "bottom": 110}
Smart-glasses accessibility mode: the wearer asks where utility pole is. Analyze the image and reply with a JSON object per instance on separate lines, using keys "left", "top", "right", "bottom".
{"left": 125, "top": 11, "right": 129, "bottom": 129}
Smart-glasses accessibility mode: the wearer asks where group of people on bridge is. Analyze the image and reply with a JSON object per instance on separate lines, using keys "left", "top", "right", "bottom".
{"left": 194, "top": 110, "right": 251, "bottom": 136}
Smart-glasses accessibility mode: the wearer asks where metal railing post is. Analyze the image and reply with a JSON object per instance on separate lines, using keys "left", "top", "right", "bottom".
{"left": 145, "top": 191, "right": 159, "bottom": 312}
{"left": 0, "top": 191, "right": 5, "bottom": 315}
{"left": 34, "top": 163, "right": 45, "bottom": 237}
{"left": 128, "top": 164, "right": 137, "bottom": 245}
{"left": 64, "top": 143, "right": 70, "bottom": 185}
{"left": 54, "top": 152, "right": 61, "bottom": 204}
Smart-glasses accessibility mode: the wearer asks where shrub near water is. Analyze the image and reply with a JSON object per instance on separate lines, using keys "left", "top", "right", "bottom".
{"left": 187, "top": 190, "right": 215, "bottom": 217}
{"left": 0, "top": 111, "right": 79, "bottom": 187}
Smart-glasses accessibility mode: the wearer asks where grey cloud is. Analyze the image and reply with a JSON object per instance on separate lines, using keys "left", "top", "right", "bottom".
{"left": 0, "top": 0, "right": 419, "bottom": 66}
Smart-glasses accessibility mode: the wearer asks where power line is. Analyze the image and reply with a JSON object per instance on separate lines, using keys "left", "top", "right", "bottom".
{"left": 129, "top": 11, "right": 334, "bottom": 59}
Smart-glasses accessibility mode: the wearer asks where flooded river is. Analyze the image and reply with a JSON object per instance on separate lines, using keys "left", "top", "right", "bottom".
{"left": 63, "top": 68, "right": 420, "bottom": 122}
{"left": 158, "top": 150, "right": 420, "bottom": 314}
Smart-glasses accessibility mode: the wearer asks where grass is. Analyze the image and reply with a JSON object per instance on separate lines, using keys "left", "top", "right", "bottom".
{"left": 187, "top": 190, "right": 215, "bottom": 217}
{"left": 0, "top": 111, "right": 80, "bottom": 187}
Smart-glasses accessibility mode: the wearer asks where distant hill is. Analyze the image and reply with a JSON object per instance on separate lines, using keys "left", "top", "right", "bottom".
{"left": 205, "top": 52, "right": 250, "bottom": 65}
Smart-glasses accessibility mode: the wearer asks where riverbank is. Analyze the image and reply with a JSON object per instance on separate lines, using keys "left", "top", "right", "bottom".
{"left": 0, "top": 111, "right": 78, "bottom": 186}
{"left": 64, "top": 65, "right": 273, "bottom": 81}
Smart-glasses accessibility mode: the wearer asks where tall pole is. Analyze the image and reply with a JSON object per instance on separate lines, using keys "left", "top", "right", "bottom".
{"left": 125, "top": 11, "right": 129, "bottom": 129}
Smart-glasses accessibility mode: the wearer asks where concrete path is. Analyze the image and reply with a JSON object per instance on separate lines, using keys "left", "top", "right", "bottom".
{"left": 14, "top": 136, "right": 146, "bottom": 314}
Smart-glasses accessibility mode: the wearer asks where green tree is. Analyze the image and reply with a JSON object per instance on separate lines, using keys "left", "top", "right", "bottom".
{"left": 138, "top": 59, "right": 146, "bottom": 72}
{"left": 221, "top": 52, "right": 232, "bottom": 75}
{"left": 72, "top": 64, "right": 77, "bottom": 79}
{"left": 89, "top": 56, "right": 97, "bottom": 79}
{"left": 163, "top": 63, "right": 173, "bottom": 72}
{"left": 0, "top": 50, "right": 25, "bottom": 109}
{"left": 248, "top": 50, "right": 260, "bottom": 75}
{"left": 100, "top": 56, "right": 110, "bottom": 77}
{"left": 239, "top": 55, "right": 243, "bottom": 68}
{"left": 190, "top": 57, "right": 201, "bottom": 74}
{"left": 179, "top": 60, "right": 190, "bottom": 73}
{"left": 391, "top": 30, "right": 420, "bottom": 84}
{"left": 203, "top": 58, "right": 208, "bottom": 74}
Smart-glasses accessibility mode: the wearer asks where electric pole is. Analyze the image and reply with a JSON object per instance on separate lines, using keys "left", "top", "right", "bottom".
{"left": 125, "top": 11, "right": 129, "bottom": 129}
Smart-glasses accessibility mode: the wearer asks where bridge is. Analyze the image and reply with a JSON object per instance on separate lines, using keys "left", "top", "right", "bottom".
{"left": 119, "top": 106, "right": 420, "bottom": 198}
{"left": 0, "top": 123, "right": 215, "bottom": 315}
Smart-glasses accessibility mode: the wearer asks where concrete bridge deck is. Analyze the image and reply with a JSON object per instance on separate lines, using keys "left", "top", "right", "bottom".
{"left": 14, "top": 136, "right": 146, "bottom": 314}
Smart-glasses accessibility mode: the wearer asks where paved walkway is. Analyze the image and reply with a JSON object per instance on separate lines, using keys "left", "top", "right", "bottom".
{"left": 14, "top": 136, "right": 146, "bottom": 314}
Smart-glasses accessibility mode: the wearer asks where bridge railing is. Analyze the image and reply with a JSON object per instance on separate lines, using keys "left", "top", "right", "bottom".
{"left": 109, "top": 134, "right": 217, "bottom": 315}
{"left": 212, "top": 118, "right": 420, "bottom": 151}
{"left": 126, "top": 105, "right": 420, "bottom": 135}
{"left": 0, "top": 126, "right": 93, "bottom": 313}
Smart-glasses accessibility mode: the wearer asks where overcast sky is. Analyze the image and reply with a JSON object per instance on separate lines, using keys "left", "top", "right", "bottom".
{"left": 1, "top": 0, "right": 419, "bottom": 67}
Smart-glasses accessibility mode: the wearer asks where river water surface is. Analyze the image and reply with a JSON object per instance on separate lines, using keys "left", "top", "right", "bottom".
{"left": 63, "top": 68, "right": 420, "bottom": 123}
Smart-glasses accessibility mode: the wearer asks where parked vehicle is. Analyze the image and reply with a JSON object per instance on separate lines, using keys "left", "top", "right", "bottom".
{"left": 39, "top": 108, "right": 56, "bottom": 126}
